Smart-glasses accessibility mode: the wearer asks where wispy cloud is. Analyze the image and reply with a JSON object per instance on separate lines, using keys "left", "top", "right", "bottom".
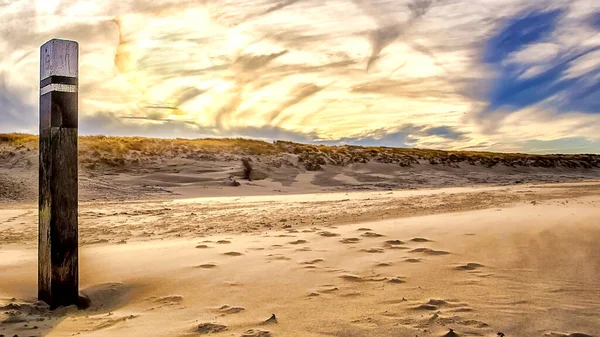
{"left": 0, "top": 0, "right": 599, "bottom": 153}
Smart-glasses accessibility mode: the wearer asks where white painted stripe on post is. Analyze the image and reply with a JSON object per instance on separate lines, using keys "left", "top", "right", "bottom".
{"left": 40, "top": 39, "right": 79, "bottom": 80}
{"left": 40, "top": 83, "right": 77, "bottom": 96}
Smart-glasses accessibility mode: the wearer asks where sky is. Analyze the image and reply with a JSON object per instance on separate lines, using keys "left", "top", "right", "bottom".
{"left": 1, "top": 0, "right": 600, "bottom": 153}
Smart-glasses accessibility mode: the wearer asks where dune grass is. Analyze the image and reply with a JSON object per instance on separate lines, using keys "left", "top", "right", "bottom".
{"left": 1, "top": 133, "right": 599, "bottom": 170}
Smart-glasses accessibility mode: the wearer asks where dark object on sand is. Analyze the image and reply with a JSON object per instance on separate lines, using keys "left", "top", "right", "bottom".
{"left": 263, "top": 314, "right": 277, "bottom": 324}
{"left": 242, "top": 158, "right": 253, "bottom": 180}
{"left": 442, "top": 328, "right": 459, "bottom": 337}
{"left": 226, "top": 176, "right": 241, "bottom": 187}
{"left": 497, "top": 333, "right": 505, "bottom": 337}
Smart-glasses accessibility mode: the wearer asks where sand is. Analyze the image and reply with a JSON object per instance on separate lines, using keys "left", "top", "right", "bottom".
{"left": 1, "top": 182, "right": 599, "bottom": 337}
{"left": 3, "top": 140, "right": 600, "bottom": 204}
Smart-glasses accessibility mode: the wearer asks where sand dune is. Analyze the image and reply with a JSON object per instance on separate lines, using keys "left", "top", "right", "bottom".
{"left": 2, "top": 135, "right": 600, "bottom": 204}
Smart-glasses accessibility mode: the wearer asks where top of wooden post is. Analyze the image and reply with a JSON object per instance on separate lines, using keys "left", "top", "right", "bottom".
{"left": 40, "top": 39, "right": 79, "bottom": 80}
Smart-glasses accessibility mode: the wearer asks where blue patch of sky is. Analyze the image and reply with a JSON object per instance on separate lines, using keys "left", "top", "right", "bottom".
{"left": 482, "top": 7, "right": 600, "bottom": 115}
{"left": 422, "top": 126, "right": 467, "bottom": 140}
{"left": 589, "top": 11, "right": 600, "bottom": 30}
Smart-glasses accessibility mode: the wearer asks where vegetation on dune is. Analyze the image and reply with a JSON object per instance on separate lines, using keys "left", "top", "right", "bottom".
{"left": 0, "top": 133, "right": 38, "bottom": 146}
{"left": 1, "top": 133, "right": 599, "bottom": 171}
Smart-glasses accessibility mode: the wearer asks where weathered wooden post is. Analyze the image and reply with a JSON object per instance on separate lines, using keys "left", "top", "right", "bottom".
{"left": 39, "top": 39, "right": 79, "bottom": 309}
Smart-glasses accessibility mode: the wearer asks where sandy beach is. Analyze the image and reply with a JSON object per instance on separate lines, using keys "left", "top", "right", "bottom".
{"left": 3, "top": 0, "right": 600, "bottom": 334}
{"left": 1, "top": 181, "right": 599, "bottom": 337}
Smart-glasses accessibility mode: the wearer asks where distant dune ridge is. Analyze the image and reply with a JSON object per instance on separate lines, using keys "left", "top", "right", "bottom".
{"left": 1, "top": 133, "right": 600, "bottom": 203}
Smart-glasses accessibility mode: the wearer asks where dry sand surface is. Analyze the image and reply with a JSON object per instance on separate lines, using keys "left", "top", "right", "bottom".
{"left": 1, "top": 182, "right": 600, "bottom": 337}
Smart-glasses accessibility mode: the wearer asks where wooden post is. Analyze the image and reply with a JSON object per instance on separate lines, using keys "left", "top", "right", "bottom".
{"left": 39, "top": 39, "right": 79, "bottom": 309}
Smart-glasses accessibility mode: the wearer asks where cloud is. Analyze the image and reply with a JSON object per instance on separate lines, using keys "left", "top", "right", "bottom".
{"left": 315, "top": 124, "right": 470, "bottom": 149}
{"left": 0, "top": 73, "right": 37, "bottom": 133}
{"left": 266, "top": 83, "right": 325, "bottom": 123}
{"left": 81, "top": 111, "right": 471, "bottom": 150}
{"left": 351, "top": 77, "right": 462, "bottom": 100}
{"left": 481, "top": 5, "right": 600, "bottom": 114}
{"left": 589, "top": 11, "right": 600, "bottom": 30}
{"left": 1, "top": 0, "right": 600, "bottom": 153}
{"left": 521, "top": 137, "right": 600, "bottom": 154}
{"left": 423, "top": 126, "right": 469, "bottom": 140}
{"left": 351, "top": 0, "right": 434, "bottom": 71}
{"left": 81, "top": 111, "right": 320, "bottom": 143}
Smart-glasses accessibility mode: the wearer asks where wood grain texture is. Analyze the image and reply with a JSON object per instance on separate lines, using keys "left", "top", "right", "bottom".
{"left": 38, "top": 124, "right": 79, "bottom": 308}
{"left": 39, "top": 39, "right": 79, "bottom": 309}
{"left": 38, "top": 125, "right": 52, "bottom": 303}
{"left": 49, "top": 127, "right": 79, "bottom": 308}
{"left": 40, "top": 39, "right": 78, "bottom": 80}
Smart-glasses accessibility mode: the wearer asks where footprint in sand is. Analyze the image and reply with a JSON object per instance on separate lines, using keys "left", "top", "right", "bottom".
{"left": 362, "top": 248, "right": 385, "bottom": 253}
{"left": 318, "top": 231, "right": 340, "bottom": 237}
{"left": 409, "top": 248, "right": 450, "bottom": 255}
{"left": 340, "top": 238, "right": 360, "bottom": 244}
{"left": 155, "top": 295, "right": 184, "bottom": 305}
{"left": 388, "top": 277, "right": 406, "bottom": 284}
{"left": 427, "top": 299, "right": 450, "bottom": 306}
{"left": 383, "top": 240, "right": 409, "bottom": 250}
{"left": 388, "top": 245, "right": 409, "bottom": 250}
{"left": 357, "top": 228, "right": 372, "bottom": 231}
{"left": 413, "top": 303, "right": 439, "bottom": 311}
{"left": 195, "top": 244, "right": 211, "bottom": 249}
{"left": 404, "top": 258, "right": 422, "bottom": 263}
{"left": 339, "top": 274, "right": 387, "bottom": 282}
{"left": 90, "top": 314, "right": 139, "bottom": 331}
{"left": 218, "top": 305, "right": 246, "bottom": 314}
{"left": 301, "top": 259, "right": 324, "bottom": 265}
{"left": 241, "top": 329, "right": 271, "bottom": 337}
{"left": 454, "top": 263, "right": 484, "bottom": 271}
{"left": 289, "top": 240, "right": 308, "bottom": 245}
{"left": 196, "top": 263, "right": 217, "bottom": 269}
{"left": 266, "top": 254, "right": 291, "bottom": 261}
{"left": 296, "top": 247, "right": 312, "bottom": 252}
{"left": 545, "top": 333, "right": 593, "bottom": 337}
{"left": 319, "top": 287, "right": 340, "bottom": 293}
{"left": 223, "top": 252, "right": 244, "bottom": 257}
{"left": 375, "top": 262, "right": 393, "bottom": 267}
{"left": 217, "top": 240, "right": 231, "bottom": 244}
{"left": 384, "top": 240, "right": 405, "bottom": 245}
{"left": 339, "top": 274, "right": 362, "bottom": 282}
{"left": 410, "top": 237, "right": 433, "bottom": 243}
{"left": 414, "top": 299, "right": 470, "bottom": 312}
{"left": 458, "top": 319, "right": 489, "bottom": 328}
{"left": 196, "top": 322, "right": 228, "bottom": 333}
{"left": 361, "top": 232, "right": 384, "bottom": 238}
